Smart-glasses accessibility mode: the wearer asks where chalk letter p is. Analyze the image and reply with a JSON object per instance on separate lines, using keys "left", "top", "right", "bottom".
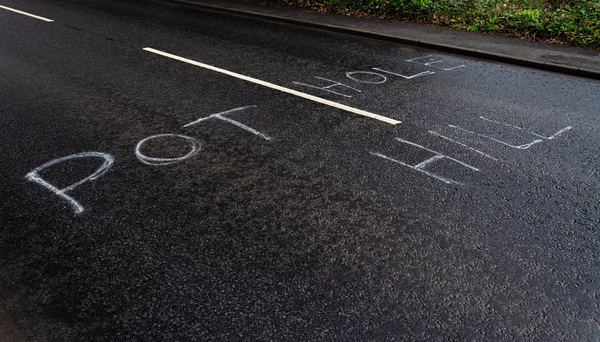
{"left": 25, "top": 152, "right": 114, "bottom": 215}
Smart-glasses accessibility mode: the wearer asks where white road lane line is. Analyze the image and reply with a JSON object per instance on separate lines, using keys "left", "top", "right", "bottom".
{"left": 0, "top": 5, "right": 54, "bottom": 22}
{"left": 143, "top": 47, "right": 401, "bottom": 125}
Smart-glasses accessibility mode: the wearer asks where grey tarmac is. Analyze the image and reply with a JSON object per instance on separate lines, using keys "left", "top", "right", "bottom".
{"left": 0, "top": 0, "right": 599, "bottom": 340}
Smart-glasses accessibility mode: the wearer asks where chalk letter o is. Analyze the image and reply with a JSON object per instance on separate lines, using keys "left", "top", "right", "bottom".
{"left": 346, "top": 71, "right": 387, "bottom": 84}
{"left": 135, "top": 134, "right": 201, "bottom": 166}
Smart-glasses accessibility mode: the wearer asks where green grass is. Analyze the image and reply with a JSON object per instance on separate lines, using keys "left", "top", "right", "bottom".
{"left": 262, "top": 0, "right": 600, "bottom": 49}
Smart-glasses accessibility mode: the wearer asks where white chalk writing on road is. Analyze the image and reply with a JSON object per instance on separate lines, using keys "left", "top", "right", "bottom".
{"left": 143, "top": 47, "right": 401, "bottom": 125}
{"left": 25, "top": 152, "right": 114, "bottom": 214}
{"left": 135, "top": 134, "right": 202, "bottom": 166}
{"left": 184, "top": 105, "right": 272, "bottom": 140}
{"left": 406, "top": 55, "right": 466, "bottom": 71}
{"left": 479, "top": 116, "right": 572, "bottom": 140}
{"left": 377, "top": 117, "right": 572, "bottom": 185}
{"left": 294, "top": 54, "right": 463, "bottom": 99}
{"left": 345, "top": 71, "right": 388, "bottom": 84}
{"left": 371, "top": 138, "right": 479, "bottom": 185}
{"left": 428, "top": 130, "right": 499, "bottom": 161}
{"left": 371, "top": 68, "right": 435, "bottom": 80}
{"left": 292, "top": 77, "right": 362, "bottom": 98}
{"left": 449, "top": 124, "right": 544, "bottom": 150}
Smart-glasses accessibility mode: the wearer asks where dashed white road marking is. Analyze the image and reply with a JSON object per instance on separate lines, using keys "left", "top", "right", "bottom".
{"left": 143, "top": 47, "right": 401, "bottom": 125}
{"left": 0, "top": 5, "right": 54, "bottom": 22}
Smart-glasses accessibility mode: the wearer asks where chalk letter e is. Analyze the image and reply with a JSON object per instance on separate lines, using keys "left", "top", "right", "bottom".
{"left": 25, "top": 152, "right": 114, "bottom": 215}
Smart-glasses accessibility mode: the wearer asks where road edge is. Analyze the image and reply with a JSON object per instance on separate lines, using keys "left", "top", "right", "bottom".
{"left": 155, "top": 0, "right": 600, "bottom": 80}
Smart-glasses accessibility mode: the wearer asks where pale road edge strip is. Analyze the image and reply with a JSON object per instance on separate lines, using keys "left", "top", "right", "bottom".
{"left": 0, "top": 5, "right": 54, "bottom": 22}
{"left": 143, "top": 47, "right": 401, "bottom": 125}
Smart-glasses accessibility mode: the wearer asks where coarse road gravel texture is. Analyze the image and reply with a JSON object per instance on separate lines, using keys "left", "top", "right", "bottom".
{"left": 1, "top": 0, "right": 599, "bottom": 340}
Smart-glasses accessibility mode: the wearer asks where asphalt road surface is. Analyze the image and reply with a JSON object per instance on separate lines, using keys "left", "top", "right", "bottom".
{"left": 1, "top": 0, "right": 600, "bottom": 340}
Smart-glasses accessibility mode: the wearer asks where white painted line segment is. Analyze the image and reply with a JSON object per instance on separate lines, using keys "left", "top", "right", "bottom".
{"left": 0, "top": 5, "right": 54, "bottom": 22}
{"left": 143, "top": 47, "right": 401, "bottom": 125}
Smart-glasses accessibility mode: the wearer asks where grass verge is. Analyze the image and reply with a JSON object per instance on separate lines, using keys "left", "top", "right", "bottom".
{"left": 252, "top": 0, "right": 600, "bottom": 49}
